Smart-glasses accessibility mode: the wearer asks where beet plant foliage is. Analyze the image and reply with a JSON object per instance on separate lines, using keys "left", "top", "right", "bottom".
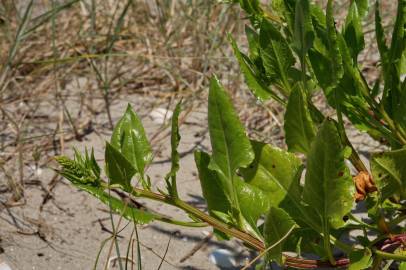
{"left": 56, "top": 0, "right": 406, "bottom": 268}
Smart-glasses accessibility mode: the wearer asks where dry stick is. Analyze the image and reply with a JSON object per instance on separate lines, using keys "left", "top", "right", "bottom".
{"left": 0, "top": 108, "right": 24, "bottom": 201}
{"left": 136, "top": 241, "right": 177, "bottom": 268}
{"left": 156, "top": 235, "right": 171, "bottom": 270}
{"left": 240, "top": 225, "right": 296, "bottom": 270}
{"left": 131, "top": 237, "right": 135, "bottom": 270}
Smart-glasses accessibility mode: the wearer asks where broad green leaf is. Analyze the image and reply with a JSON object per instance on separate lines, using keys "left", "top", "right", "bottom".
{"left": 208, "top": 76, "right": 256, "bottom": 223}
{"left": 235, "top": 176, "right": 271, "bottom": 228}
{"left": 375, "top": 1, "right": 389, "bottom": 64}
{"left": 349, "top": 248, "right": 373, "bottom": 270}
{"left": 238, "top": 141, "right": 317, "bottom": 231}
{"left": 271, "top": 0, "right": 296, "bottom": 34}
{"left": 234, "top": 0, "right": 263, "bottom": 27}
{"left": 194, "top": 150, "right": 232, "bottom": 221}
{"left": 284, "top": 86, "right": 316, "bottom": 154}
{"left": 230, "top": 36, "right": 283, "bottom": 103}
{"left": 400, "top": 262, "right": 406, "bottom": 270}
{"left": 310, "top": 4, "right": 326, "bottom": 28}
{"left": 355, "top": 0, "right": 369, "bottom": 18}
{"left": 208, "top": 76, "right": 255, "bottom": 184}
{"left": 259, "top": 19, "right": 295, "bottom": 95}
{"left": 388, "top": 0, "right": 405, "bottom": 70}
{"left": 371, "top": 148, "right": 406, "bottom": 200}
{"left": 343, "top": 1, "right": 365, "bottom": 61}
{"left": 303, "top": 120, "right": 354, "bottom": 229}
{"left": 111, "top": 104, "right": 152, "bottom": 179}
{"left": 326, "top": 0, "right": 344, "bottom": 85}
{"left": 303, "top": 120, "right": 354, "bottom": 263}
{"left": 308, "top": 46, "right": 335, "bottom": 91}
{"left": 395, "top": 87, "right": 406, "bottom": 131}
{"left": 236, "top": 0, "right": 261, "bottom": 15}
{"left": 74, "top": 183, "right": 154, "bottom": 224}
{"left": 337, "top": 32, "right": 356, "bottom": 72}
{"left": 293, "top": 0, "right": 314, "bottom": 60}
{"left": 105, "top": 142, "right": 136, "bottom": 189}
{"left": 240, "top": 141, "right": 303, "bottom": 207}
{"left": 165, "top": 101, "right": 181, "bottom": 197}
{"left": 388, "top": 0, "right": 406, "bottom": 121}
{"left": 371, "top": 78, "right": 381, "bottom": 98}
{"left": 401, "top": 50, "right": 406, "bottom": 74}
{"left": 195, "top": 150, "right": 269, "bottom": 239}
{"left": 88, "top": 148, "right": 101, "bottom": 180}
{"left": 245, "top": 25, "right": 260, "bottom": 62}
{"left": 263, "top": 207, "right": 296, "bottom": 265}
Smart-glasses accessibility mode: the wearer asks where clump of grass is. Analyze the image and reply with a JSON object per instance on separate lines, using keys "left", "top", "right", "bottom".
{"left": 0, "top": 0, "right": 245, "bottom": 204}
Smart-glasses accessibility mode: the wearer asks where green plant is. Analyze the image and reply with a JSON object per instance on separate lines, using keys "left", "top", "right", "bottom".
{"left": 56, "top": 0, "right": 406, "bottom": 269}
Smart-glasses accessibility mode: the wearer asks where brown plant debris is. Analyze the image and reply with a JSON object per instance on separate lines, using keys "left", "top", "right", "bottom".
{"left": 353, "top": 171, "right": 377, "bottom": 202}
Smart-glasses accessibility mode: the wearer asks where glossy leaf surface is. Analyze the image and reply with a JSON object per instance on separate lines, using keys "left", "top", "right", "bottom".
{"left": 208, "top": 76, "right": 254, "bottom": 187}
{"left": 165, "top": 101, "right": 182, "bottom": 197}
{"left": 259, "top": 19, "right": 295, "bottom": 94}
{"left": 230, "top": 36, "right": 279, "bottom": 102}
{"left": 195, "top": 150, "right": 231, "bottom": 218}
{"left": 371, "top": 148, "right": 406, "bottom": 200}
{"left": 303, "top": 120, "right": 354, "bottom": 229}
{"left": 264, "top": 207, "right": 296, "bottom": 264}
{"left": 240, "top": 141, "right": 302, "bottom": 207}
{"left": 105, "top": 142, "right": 136, "bottom": 189}
{"left": 344, "top": 1, "right": 365, "bottom": 60}
{"left": 284, "top": 86, "right": 316, "bottom": 154}
{"left": 111, "top": 104, "right": 152, "bottom": 179}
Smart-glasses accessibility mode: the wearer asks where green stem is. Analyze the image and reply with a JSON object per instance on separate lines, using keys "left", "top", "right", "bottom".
{"left": 129, "top": 185, "right": 356, "bottom": 259}
{"left": 333, "top": 87, "right": 368, "bottom": 173}
{"left": 371, "top": 254, "right": 383, "bottom": 270}
{"left": 378, "top": 104, "right": 406, "bottom": 145}
{"left": 129, "top": 187, "right": 265, "bottom": 251}
{"left": 154, "top": 215, "right": 207, "bottom": 228}
{"left": 348, "top": 213, "right": 378, "bottom": 230}
{"left": 355, "top": 67, "right": 406, "bottom": 145}
{"left": 374, "top": 250, "right": 406, "bottom": 261}
{"left": 323, "top": 220, "right": 336, "bottom": 265}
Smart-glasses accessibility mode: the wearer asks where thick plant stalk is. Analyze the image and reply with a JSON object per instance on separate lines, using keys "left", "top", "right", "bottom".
{"left": 128, "top": 187, "right": 265, "bottom": 250}
{"left": 124, "top": 186, "right": 406, "bottom": 268}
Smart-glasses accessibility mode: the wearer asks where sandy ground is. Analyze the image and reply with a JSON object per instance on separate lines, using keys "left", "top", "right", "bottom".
{"left": 0, "top": 85, "right": 255, "bottom": 270}
{"left": 0, "top": 1, "right": 398, "bottom": 269}
{"left": 0, "top": 79, "right": 386, "bottom": 270}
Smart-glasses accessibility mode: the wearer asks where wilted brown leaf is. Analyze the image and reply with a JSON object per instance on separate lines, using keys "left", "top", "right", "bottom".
{"left": 353, "top": 171, "right": 377, "bottom": 201}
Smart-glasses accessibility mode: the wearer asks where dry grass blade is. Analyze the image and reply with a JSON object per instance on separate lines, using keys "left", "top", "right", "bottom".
{"left": 2, "top": 0, "right": 397, "bottom": 269}
{"left": 22, "top": 0, "right": 80, "bottom": 38}
{"left": 241, "top": 225, "right": 296, "bottom": 270}
{"left": 156, "top": 235, "right": 171, "bottom": 270}
{"left": 0, "top": 0, "right": 33, "bottom": 93}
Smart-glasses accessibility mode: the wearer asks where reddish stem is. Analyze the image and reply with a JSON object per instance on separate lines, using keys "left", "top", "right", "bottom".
{"left": 283, "top": 233, "right": 406, "bottom": 269}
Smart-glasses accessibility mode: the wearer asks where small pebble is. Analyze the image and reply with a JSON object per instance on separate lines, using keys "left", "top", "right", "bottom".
{"left": 209, "top": 249, "right": 237, "bottom": 269}
{"left": 0, "top": 262, "right": 12, "bottom": 270}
